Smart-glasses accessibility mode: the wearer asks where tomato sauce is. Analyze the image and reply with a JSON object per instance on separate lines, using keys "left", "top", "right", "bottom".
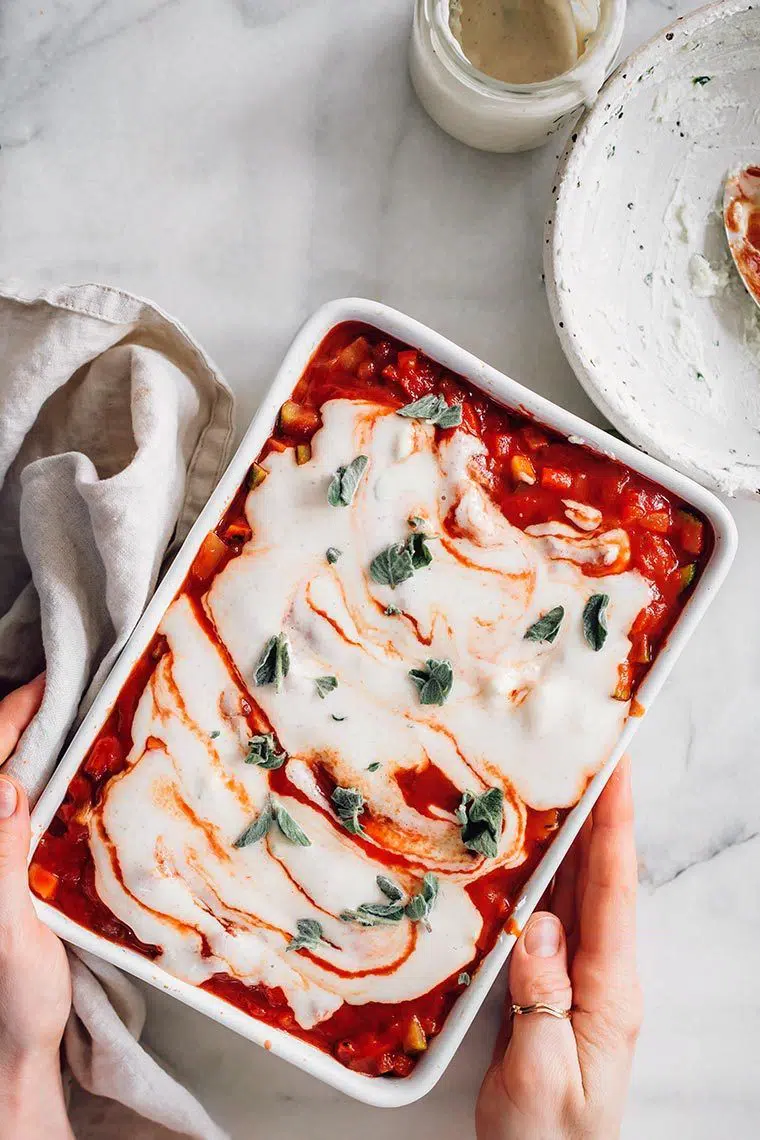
{"left": 30, "top": 322, "right": 710, "bottom": 1078}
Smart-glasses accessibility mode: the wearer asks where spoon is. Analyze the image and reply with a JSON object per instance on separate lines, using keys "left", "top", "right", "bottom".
{"left": 724, "top": 165, "right": 760, "bottom": 308}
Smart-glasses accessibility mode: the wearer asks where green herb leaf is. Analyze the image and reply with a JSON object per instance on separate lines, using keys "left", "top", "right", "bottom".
{"left": 287, "top": 918, "right": 325, "bottom": 952}
{"left": 524, "top": 606, "right": 564, "bottom": 644}
{"left": 583, "top": 593, "right": 610, "bottom": 652}
{"left": 693, "top": 75, "right": 711, "bottom": 86}
{"left": 327, "top": 455, "right": 369, "bottom": 507}
{"left": 209, "top": 730, "right": 220, "bottom": 740}
{"left": 255, "top": 633, "right": 290, "bottom": 691}
{"left": 340, "top": 902, "right": 405, "bottom": 927}
{"left": 406, "top": 531, "right": 433, "bottom": 571}
{"left": 409, "top": 659, "right": 453, "bottom": 706}
{"left": 397, "top": 395, "right": 463, "bottom": 428}
{"left": 385, "top": 604, "right": 400, "bottom": 616}
{"left": 369, "top": 542, "right": 415, "bottom": 588}
{"left": 326, "top": 547, "right": 342, "bottom": 564}
{"left": 245, "top": 733, "right": 287, "bottom": 770}
{"left": 457, "top": 788, "right": 504, "bottom": 859}
{"left": 376, "top": 874, "right": 403, "bottom": 902}
{"left": 315, "top": 675, "right": 338, "bottom": 700}
{"left": 458, "top": 971, "right": 471, "bottom": 986}
{"left": 273, "top": 800, "right": 312, "bottom": 846}
{"left": 405, "top": 873, "right": 440, "bottom": 928}
{"left": 331, "top": 786, "right": 366, "bottom": 835}
{"left": 367, "top": 761, "right": 381, "bottom": 773}
{"left": 332, "top": 714, "right": 347, "bottom": 722}
{"left": 233, "top": 800, "right": 274, "bottom": 848}
{"left": 408, "top": 516, "right": 426, "bottom": 529}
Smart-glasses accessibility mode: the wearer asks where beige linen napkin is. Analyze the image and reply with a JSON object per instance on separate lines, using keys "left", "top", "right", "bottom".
{"left": 0, "top": 281, "right": 234, "bottom": 1140}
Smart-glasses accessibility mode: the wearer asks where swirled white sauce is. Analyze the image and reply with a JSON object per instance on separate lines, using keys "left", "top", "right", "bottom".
{"left": 89, "top": 400, "right": 649, "bottom": 1029}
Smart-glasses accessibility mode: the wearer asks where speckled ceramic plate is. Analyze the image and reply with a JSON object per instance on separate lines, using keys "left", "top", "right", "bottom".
{"left": 545, "top": 0, "right": 760, "bottom": 497}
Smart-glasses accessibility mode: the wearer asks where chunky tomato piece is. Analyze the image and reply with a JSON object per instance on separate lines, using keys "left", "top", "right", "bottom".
{"left": 29, "top": 863, "right": 59, "bottom": 900}
{"left": 191, "top": 532, "right": 228, "bottom": 581}
{"left": 632, "top": 532, "right": 678, "bottom": 579}
{"left": 540, "top": 467, "right": 574, "bottom": 493}
{"left": 84, "top": 735, "right": 123, "bottom": 779}
{"left": 521, "top": 425, "right": 549, "bottom": 451}
{"left": 677, "top": 511, "right": 705, "bottom": 555}
{"left": 279, "top": 400, "right": 321, "bottom": 439}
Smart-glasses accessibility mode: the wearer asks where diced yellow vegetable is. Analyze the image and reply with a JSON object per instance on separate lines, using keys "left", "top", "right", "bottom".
{"left": 279, "top": 400, "right": 321, "bottom": 438}
{"left": 295, "top": 443, "right": 312, "bottom": 466}
{"left": 403, "top": 1015, "right": 428, "bottom": 1054}
{"left": 678, "top": 563, "right": 696, "bottom": 591}
{"left": 511, "top": 454, "right": 537, "bottom": 485}
{"left": 29, "top": 863, "right": 59, "bottom": 901}
{"left": 248, "top": 462, "right": 267, "bottom": 489}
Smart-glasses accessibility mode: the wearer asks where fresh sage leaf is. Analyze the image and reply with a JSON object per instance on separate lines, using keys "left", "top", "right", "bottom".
{"left": 583, "top": 593, "right": 609, "bottom": 652}
{"left": 369, "top": 542, "right": 415, "bottom": 588}
{"left": 209, "top": 730, "right": 220, "bottom": 740}
{"left": 331, "top": 785, "right": 366, "bottom": 835}
{"left": 458, "top": 972, "right": 471, "bottom": 986}
{"left": 340, "top": 902, "right": 405, "bottom": 927}
{"left": 407, "top": 532, "right": 433, "bottom": 570}
{"left": 409, "top": 659, "right": 453, "bottom": 706}
{"left": 397, "top": 394, "right": 463, "bottom": 428}
{"left": 233, "top": 800, "right": 274, "bottom": 848}
{"left": 332, "top": 714, "right": 347, "bottom": 722}
{"left": 457, "top": 787, "right": 504, "bottom": 859}
{"left": 376, "top": 874, "right": 403, "bottom": 902}
{"left": 327, "top": 455, "right": 369, "bottom": 507}
{"left": 272, "top": 800, "right": 311, "bottom": 846}
{"left": 245, "top": 733, "right": 287, "bottom": 769}
{"left": 315, "top": 675, "right": 338, "bottom": 699}
{"left": 524, "top": 606, "right": 564, "bottom": 645}
{"left": 287, "top": 918, "right": 325, "bottom": 952}
{"left": 326, "top": 547, "right": 342, "bottom": 564}
{"left": 255, "top": 632, "right": 291, "bottom": 691}
{"left": 367, "top": 761, "right": 381, "bottom": 772}
{"left": 405, "top": 872, "right": 439, "bottom": 928}
{"left": 385, "top": 604, "right": 400, "bottom": 616}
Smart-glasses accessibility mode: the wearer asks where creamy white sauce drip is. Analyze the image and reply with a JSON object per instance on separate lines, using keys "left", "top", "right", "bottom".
{"left": 89, "top": 400, "right": 649, "bottom": 1028}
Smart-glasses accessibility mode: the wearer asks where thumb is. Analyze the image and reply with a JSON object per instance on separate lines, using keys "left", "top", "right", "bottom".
{"left": 502, "top": 912, "right": 580, "bottom": 1103}
{"left": 0, "top": 776, "right": 35, "bottom": 930}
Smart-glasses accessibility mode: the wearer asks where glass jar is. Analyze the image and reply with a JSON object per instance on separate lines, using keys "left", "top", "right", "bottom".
{"left": 409, "top": 0, "right": 627, "bottom": 153}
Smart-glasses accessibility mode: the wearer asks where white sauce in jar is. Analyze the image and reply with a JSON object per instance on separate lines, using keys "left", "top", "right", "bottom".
{"left": 450, "top": 0, "right": 584, "bottom": 85}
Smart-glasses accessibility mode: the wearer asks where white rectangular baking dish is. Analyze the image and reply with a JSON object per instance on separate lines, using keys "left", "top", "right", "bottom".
{"left": 29, "top": 297, "right": 738, "bottom": 1108}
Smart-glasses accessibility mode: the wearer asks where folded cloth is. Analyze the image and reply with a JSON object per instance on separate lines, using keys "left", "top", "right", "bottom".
{"left": 0, "top": 281, "right": 234, "bottom": 1140}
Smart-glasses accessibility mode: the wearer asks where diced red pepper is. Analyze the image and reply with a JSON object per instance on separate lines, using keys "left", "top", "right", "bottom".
{"left": 612, "top": 661, "right": 634, "bottom": 701}
{"left": 540, "top": 466, "right": 574, "bottom": 492}
{"left": 192, "top": 532, "right": 228, "bottom": 581}
{"left": 521, "top": 425, "right": 549, "bottom": 451}
{"left": 29, "top": 863, "right": 59, "bottom": 901}
{"left": 492, "top": 432, "right": 513, "bottom": 458}
{"left": 638, "top": 509, "right": 671, "bottom": 534}
{"left": 356, "top": 360, "right": 376, "bottom": 382}
{"left": 397, "top": 350, "right": 418, "bottom": 373}
{"left": 632, "top": 532, "right": 678, "bottom": 579}
{"left": 677, "top": 511, "right": 705, "bottom": 555}
{"left": 223, "top": 521, "right": 252, "bottom": 542}
{"left": 460, "top": 401, "right": 480, "bottom": 434}
{"left": 630, "top": 633, "right": 652, "bottom": 664}
{"left": 84, "top": 735, "right": 123, "bottom": 779}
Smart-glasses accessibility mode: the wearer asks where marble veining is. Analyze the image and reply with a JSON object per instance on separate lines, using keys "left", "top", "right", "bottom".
{"left": 1, "top": 1, "right": 758, "bottom": 1137}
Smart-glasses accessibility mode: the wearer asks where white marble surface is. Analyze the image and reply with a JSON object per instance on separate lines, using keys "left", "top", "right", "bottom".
{"left": 2, "top": 1, "right": 759, "bottom": 1137}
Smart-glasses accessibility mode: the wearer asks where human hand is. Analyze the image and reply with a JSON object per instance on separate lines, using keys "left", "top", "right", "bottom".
{"left": 0, "top": 675, "right": 74, "bottom": 1139}
{"left": 477, "top": 757, "right": 642, "bottom": 1140}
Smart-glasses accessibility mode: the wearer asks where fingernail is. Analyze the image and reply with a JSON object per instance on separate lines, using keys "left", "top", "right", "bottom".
{"left": 0, "top": 778, "right": 18, "bottom": 820}
{"left": 524, "top": 915, "right": 561, "bottom": 958}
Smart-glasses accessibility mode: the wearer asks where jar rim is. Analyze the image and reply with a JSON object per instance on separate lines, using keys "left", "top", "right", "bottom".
{"left": 423, "top": 0, "right": 627, "bottom": 102}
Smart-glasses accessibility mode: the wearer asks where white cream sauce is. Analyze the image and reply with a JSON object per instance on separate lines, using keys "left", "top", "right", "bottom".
{"left": 89, "top": 400, "right": 649, "bottom": 1028}
{"left": 450, "top": 0, "right": 599, "bottom": 85}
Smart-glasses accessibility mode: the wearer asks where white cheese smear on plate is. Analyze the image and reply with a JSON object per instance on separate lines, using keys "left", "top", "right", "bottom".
{"left": 89, "top": 400, "right": 649, "bottom": 1029}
